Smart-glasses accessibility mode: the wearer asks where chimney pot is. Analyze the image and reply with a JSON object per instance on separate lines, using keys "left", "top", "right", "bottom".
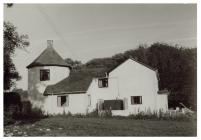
{"left": 47, "top": 40, "right": 53, "bottom": 48}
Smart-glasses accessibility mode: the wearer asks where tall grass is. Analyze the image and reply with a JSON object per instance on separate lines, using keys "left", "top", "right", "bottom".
{"left": 127, "top": 110, "right": 195, "bottom": 121}
{"left": 46, "top": 108, "right": 196, "bottom": 121}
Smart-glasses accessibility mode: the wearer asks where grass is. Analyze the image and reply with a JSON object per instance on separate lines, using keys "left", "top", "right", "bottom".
{"left": 4, "top": 116, "right": 196, "bottom": 136}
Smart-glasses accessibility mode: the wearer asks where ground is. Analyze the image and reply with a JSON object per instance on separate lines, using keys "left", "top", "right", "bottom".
{"left": 4, "top": 116, "right": 196, "bottom": 136}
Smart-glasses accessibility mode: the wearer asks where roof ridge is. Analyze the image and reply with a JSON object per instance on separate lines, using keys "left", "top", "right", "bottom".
{"left": 129, "top": 57, "right": 157, "bottom": 71}
{"left": 26, "top": 46, "right": 71, "bottom": 69}
{"left": 107, "top": 57, "right": 157, "bottom": 74}
{"left": 28, "top": 47, "right": 49, "bottom": 66}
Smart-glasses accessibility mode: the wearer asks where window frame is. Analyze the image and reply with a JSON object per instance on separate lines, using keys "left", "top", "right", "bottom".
{"left": 57, "top": 95, "right": 69, "bottom": 107}
{"left": 98, "top": 78, "right": 108, "bottom": 88}
{"left": 88, "top": 95, "right": 91, "bottom": 106}
{"left": 40, "top": 69, "right": 50, "bottom": 81}
{"left": 131, "top": 96, "right": 142, "bottom": 105}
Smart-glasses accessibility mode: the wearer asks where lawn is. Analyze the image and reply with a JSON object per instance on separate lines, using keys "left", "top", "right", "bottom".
{"left": 4, "top": 116, "right": 197, "bottom": 136}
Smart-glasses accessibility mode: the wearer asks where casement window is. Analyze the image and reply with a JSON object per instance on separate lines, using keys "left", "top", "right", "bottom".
{"left": 88, "top": 95, "right": 91, "bottom": 106}
{"left": 57, "top": 95, "right": 69, "bottom": 107}
{"left": 131, "top": 96, "right": 142, "bottom": 105}
{"left": 98, "top": 78, "right": 108, "bottom": 88}
{"left": 40, "top": 69, "right": 50, "bottom": 81}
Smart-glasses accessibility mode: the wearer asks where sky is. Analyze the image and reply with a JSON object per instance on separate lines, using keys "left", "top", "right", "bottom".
{"left": 4, "top": 4, "right": 197, "bottom": 90}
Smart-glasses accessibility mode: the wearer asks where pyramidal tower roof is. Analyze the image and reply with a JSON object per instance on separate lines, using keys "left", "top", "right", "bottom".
{"left": 26, "top": 40, "right": 71, "bottom": 69}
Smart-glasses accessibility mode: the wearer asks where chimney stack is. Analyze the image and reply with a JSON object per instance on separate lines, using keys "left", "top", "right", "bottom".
{"left": 47, "top": 40, "right": 53, "bottom": 48}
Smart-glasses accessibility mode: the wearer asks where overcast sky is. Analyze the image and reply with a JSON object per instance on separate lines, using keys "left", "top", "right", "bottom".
{"left": 4, "top": 4, "right": 197, "bottom": 90}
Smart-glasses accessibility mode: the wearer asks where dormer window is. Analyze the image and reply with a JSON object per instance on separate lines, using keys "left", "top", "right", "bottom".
{"left": 98, "top": 78, "right": 108, "bottom": 88}
{"left": 40, "top": 69, "right": 50, "bottom": 81}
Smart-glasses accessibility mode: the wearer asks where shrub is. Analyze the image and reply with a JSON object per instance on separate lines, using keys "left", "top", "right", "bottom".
{"left": 4, "top": 111, "right": 15, "bottom": 126}
{"left": 98, "top": 109, "right": 112, "bottom": 118}
{"left": 66, "top": 111, "right": 72, "bottom": 117}
{"left": 13, "top": 107, "right": 47, "bottom": 121}
{"left": 104, "top": 109, "right": 112, "bottom": 118}
{"left": 73, "top": 113, "right": 86, "bottom": 118}
{"left": 86, "top": 109, "right": 99, "bottom": 117}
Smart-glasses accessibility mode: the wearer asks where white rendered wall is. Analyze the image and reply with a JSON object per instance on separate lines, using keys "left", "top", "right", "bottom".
{"left": 28, "top": 66, "right": 70, "bottom": 108}
{"left": 157, "top": 94, "right": 168, "bottom": 112}
{"left": 86, "top": 78, "right": 118, "bottom": 113}
{"left": 43, "top": 94, "right": 88, "bottom": 115}
{"left": 87, "top": 59, "right": 165, "bottom": 115}
{"left": 27, "top": 59, "right": 168, "bottom": 116}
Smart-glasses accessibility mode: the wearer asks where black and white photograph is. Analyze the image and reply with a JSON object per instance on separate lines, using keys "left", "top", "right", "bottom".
{"left": 3, "top": 2, "right": 197, "bottom": 137}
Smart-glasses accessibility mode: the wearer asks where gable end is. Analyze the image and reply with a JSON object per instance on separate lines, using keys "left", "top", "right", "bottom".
{"left": 107, "top": 57, "right": 157, "bottom": 75}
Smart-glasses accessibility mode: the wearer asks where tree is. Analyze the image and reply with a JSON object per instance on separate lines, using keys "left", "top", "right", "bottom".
{"left": 6, "top": 3, "right": 13, "bottom": 8}
{"left": 64, "top": 58, "right": 82, "bottom": 69}
{"left": 84, "top": 43, "right": 197, "bottom": 110}
{"left": 4, "top": 22, "right": 29, "bottom": 90}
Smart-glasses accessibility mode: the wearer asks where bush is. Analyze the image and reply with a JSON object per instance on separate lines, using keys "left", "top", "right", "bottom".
{"left": 98, "top": 109, "right": 112, "bottom": 118}
{"left": 86, "top": 109, "right": 99, "bottom": 117}
{"left": 13, "top": 107, "right": 47, "bottom": 121}
{"left": 4, "top": 111, "right": 15, "bottom": 126}
{"left": 67, "top": 111, "right": 72, "bottom": 117}
{"left": 73, "top": 113, "right": 86, "bottom": 118}
{"left": 104, "top": 109, "right": 112, "bottom": 118}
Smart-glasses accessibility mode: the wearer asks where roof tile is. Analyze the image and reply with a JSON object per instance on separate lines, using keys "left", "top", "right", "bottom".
{"left": 44, "top": 67, "right": 108, "bottom": 95}
{"left": 27, "top": 46, "right": 71, "bottom": 68}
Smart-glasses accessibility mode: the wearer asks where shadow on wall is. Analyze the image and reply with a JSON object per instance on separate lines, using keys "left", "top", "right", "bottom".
{"left": 29, "top": 81, "right": 48, "bottom": 103}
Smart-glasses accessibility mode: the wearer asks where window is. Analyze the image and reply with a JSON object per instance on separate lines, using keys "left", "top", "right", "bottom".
{"left": 40, "top": 69, "right": 50, "bottom": 81}
{"left": 98, "top": 78, "right": 108, "bottom": 88}
{"left": 131, "top": 96, "right": 142, "bottom": 105}
{"left": 88, "top": 95, "right": 91, "bottom": 106}
{"left": 57, "top": 95, "right": 69, "bottom": 107}
{"left": 103, "top": 100, "right": 124, "bottom": 110}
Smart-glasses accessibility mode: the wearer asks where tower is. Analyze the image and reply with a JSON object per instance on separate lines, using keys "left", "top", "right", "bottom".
{"left": 26, "top": 40, "right": 71, "bottom": 108}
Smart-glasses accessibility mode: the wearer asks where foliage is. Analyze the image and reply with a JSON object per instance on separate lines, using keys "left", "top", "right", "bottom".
{"left": 4, "top": 93, "right": 47, "bottom": 126}
{"left": 12, "top": 88, "right": 28, "bottom": 101}
{"left": 145, "top": 43, "right": 197, "bottom": 110}
{"left": 4, "top": 22, "right": 29, "bottom": 90}
{"left": 4, "top": 111, "right": 15, "bottom": 126}
{"left": 4, "top": 92, "right": 22, "bottom": 110}
{"left": 83, "top": 42, "right": 197, "bottom": 110}
{"left": 6, "top": 3, "right": 13, "bottom": 8}
{"left": 64, "top": 58, "right": 82, "bottom": 69}
{"left": 4, "top": 106, "right": 47, "bottom": 126}
{"left": 86, "top": 109, "right": 99, "bottom": 117}
{"left": 98, "top": 110, "right": 112, "bottom": 118}
{"left": 13, "top": 107, "right": 47, "bottom": 121}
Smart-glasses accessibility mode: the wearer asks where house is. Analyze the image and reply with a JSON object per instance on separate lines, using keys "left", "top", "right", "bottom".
{"left": 27, "top": 40, "right": 169, "bottom": 116}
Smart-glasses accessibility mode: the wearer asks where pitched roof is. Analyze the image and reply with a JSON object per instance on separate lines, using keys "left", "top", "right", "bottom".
{"left": 44, "top": 67, "right": 108, "bottom": 95}
{"left": 107, "top": 57, "right": 157, "bottom": 74}
{"left": 44, "top": 57, "right": 157, "bottom": 95}
{"left": 26, "top": 46, "right": 71, "bottom": 69}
